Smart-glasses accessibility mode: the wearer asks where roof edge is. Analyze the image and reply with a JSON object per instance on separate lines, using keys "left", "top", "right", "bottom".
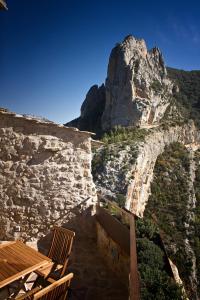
{"left": 0, "top": 108, "right": 95, "bottom": 137}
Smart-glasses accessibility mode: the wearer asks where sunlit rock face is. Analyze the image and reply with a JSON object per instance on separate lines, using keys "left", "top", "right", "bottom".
{"left": 0, "top": 109, "right": 97, "bottom": 241}
{"left": 102, "top": 35, "right": 173, "bottom": 130}
{"left": 93, "top": 121, "right": 200, "bottom": 218}
{"left": 66, "top": 35, "right": 174, "bottom": 134}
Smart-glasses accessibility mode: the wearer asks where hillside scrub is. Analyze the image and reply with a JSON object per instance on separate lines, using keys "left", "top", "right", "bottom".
{"left": 92, "top": 127, "right": 148, "bottom": 205}
{"left": 167, "top": 68, "right": 200, "bottom": 127}
{"left": 136, "top": 218, "right": 183, "bottom": 300}
{"left": 101, "top": 126, "right": 148, "bottom": 145}
{"left": 144, "top": 142, "right": 194, "bottom": 297}
{"left": 193, "top": 150, "right": 200, "bottom": 295}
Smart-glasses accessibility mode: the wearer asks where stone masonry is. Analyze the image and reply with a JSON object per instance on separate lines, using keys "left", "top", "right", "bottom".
{"left": 0, "top": 109, "right": 97, "bottom": 241}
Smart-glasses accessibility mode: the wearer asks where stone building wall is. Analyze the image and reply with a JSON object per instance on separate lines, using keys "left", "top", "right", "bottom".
{"left": 0, "top": 110, "right": 97, "bottom": 241}
{"left": 96, "top": 222, "right": 130, "bottom": 287}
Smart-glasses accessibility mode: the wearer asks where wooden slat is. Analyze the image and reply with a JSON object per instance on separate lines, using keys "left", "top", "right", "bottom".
{"left": 33, "top": 273, "right": 73, "bottom": 300}
{"left": 37, "top": 226, "right": 75, "bottom": 279}
{"left": 16, "top": 287, "right": 41, "bottom": 300}
{"left": 0, "top": 261, "right": 51, "bottom": 288}
{"left": 0, "top": 241, "right": 52, "bottom": 288}
{"left": 0, "top": 241, "right": 15, "bottom": 248}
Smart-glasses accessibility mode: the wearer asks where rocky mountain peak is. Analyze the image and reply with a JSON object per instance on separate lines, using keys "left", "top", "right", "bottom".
{"left": 66, "top": 35, "right": 174, "bottom": 134}
{"left": 102, "top": 35, "right": 173, "bottom": 130}
{"left": 122, "top": 35, "right": 148, "bottom": 59}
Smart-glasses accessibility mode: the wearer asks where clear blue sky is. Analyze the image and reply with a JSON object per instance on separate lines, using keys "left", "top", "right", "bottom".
{"left": 0, "top": 0, "right": 200, "bottom": 124}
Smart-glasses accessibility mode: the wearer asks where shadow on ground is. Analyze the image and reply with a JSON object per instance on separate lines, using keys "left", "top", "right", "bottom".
{"left": 37, "top": 207, "right": 128, "bottom": 300}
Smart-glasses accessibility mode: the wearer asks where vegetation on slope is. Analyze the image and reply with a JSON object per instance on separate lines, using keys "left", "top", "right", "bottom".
{"left": 167, "top": 67, "right": 200, "bottom": 127}
{"left": 92, "top": 126, "right": 148, "bottom": 206}
{"left": 103, "top": 203, "right": 183, "bottom": 299}
{"left": 144, "top": 142, "right": 194, "bottom": 297}
{"left": 136, "top": 218, "right": 183, "bottom": 300}
{"left": 101, "top": 126, "right": 148, "bottom": 145}
{"left": 193, "top": 150, "right": 200, "bottom": 295}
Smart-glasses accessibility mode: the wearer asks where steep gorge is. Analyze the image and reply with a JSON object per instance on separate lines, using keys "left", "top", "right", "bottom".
{"left": 144, "top": 143, "right": 199, "bottom": 299}
{"left": 93, "top": 121, "right": 200, "bottom": 216}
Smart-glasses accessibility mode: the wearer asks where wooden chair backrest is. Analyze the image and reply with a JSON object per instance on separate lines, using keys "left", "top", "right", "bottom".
{"left": 33, "top": 273, "right": 73, "bottom": 300}
{"left": 48, "top": 226, "right": 75, "bottom": 276}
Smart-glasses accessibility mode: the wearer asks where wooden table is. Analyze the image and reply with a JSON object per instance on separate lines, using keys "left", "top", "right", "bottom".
{"left": 0, "top": 241, "right": 53, "bottom": 289}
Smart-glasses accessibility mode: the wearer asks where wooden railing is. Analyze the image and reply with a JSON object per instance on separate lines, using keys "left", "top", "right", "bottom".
{"left": 97, "top": 197, "right": 140, "bottom": 300}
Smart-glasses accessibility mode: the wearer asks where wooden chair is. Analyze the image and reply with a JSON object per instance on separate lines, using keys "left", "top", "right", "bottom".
{"left": 15, "top": 273, "right": 74, "bottom": 300}
{"left": 36, "top": 226, "right": 75, "bottom": 280}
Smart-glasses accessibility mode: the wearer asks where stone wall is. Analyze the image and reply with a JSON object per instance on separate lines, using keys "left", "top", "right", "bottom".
{"left": 0, "top": 110, "right": 97, "bottom": 241}
{"left": 96, "top": 222, "right": 130, "bottom": 287}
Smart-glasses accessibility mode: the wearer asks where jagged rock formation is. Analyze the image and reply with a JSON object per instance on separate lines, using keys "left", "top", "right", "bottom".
{"left": 66, "top": 35, "right": 175, "bottom": 133}
{"left": 65, "top": 84, "right": 106, "bottom": 136}
{"left": 102, "top": 35, "right": 174, "bottom": 130}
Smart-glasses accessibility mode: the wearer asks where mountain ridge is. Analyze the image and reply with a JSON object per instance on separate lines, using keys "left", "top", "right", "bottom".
{"left": 65, "top": 36, "right": 200, "bottom": 138}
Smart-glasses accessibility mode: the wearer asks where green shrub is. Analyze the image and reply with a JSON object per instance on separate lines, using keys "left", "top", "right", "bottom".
{"left": 136, "top": 218, "right": 183, "bottom": 299}
{"left": 136, "top": 218, "right": 159, "bottom": 240}
{"left": 150, "top": 79, "right": 163, "bottom": 94}
{"left": 101, "top": 126, "right": 148, "bottom": 145}
{"left": 144, "top": 142, "right": 193, "bottom": 293}
{"left": 167, "top": 67, "right": 200, "bottom": 128}
{"left": 115, "top": 193, "right": 126, "bottom": 207}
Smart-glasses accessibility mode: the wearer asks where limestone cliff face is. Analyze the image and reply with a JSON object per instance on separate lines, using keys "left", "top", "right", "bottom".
{"left": 66, "top": 35, "right": 175, "bottom": 133}
{"left": 93, "top": 122, "right": 200, "bottom": 217}
{"left": 102, "top": 35, "right": 173, "bottom": 130}
{"left": 127, "top": 122, "right": 200, "bottom": 216}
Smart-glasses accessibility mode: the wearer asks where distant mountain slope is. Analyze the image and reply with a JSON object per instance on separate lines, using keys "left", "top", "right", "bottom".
{"left": 167, "top": 67, "right": 200, "bottom": 126}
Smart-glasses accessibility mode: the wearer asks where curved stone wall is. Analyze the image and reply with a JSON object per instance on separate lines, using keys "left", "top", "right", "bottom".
{"left": 126, "top": 121, "right": 200, "bottom": 216}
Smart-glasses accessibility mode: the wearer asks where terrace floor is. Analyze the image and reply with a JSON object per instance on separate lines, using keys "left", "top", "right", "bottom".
{"left": 38, "top": 216, "right": 129, "bottom": 300}
{"left": 0, "top": 216, "right": 129, "bottom": 299}
{"left": 68, "top": 235, "right": 129, "bottom": 300}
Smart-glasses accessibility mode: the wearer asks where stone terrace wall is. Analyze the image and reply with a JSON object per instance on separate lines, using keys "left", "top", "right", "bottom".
{"left": 0, "top": 110, "right": 97, "bottom": 241}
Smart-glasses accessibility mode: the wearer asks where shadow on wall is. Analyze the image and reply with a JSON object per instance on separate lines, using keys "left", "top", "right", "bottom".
{"left": 36, "top": 200, "right": 129, "bottom": 300}
{"left": 37, "top": 198, "right": 96, "bottom": 256}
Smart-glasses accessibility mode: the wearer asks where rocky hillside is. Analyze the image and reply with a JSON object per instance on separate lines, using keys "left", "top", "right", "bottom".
{"left": 167, "top": 68, "right": 200, "bottom": 127}
{"left": 145, "top": 143, "right": 198, "bottom": 299}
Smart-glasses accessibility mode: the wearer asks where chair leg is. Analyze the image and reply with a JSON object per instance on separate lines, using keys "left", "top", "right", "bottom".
{"left": 8, "top": 274, "right": 30, "bottom": 298}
